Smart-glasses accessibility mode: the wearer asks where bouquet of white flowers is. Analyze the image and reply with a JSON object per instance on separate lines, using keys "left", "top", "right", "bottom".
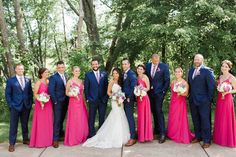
{"left": 217, "top": 82, "right": 232, "bottom": 99}
{"left": 112, "top": 90, "right": 126, "bottom": 107}
{"left": 173, "top": 82, "right": 187, "bottom": 95}
{"left": 68, "top": 85, "right": 80, "bottom": 99}
{"left": 134, "top": 85, "right": 147, "bottom": 101}
{"left": 37, "top": 92, "right": 50, "bottom": 109}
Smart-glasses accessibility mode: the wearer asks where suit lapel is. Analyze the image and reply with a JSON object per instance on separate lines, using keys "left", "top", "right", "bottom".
{"left": 147, "top": 63, "right": 152, "bottom": 77}
{"left": 91, "top": 71, "right": 99, "bottom": 85}
{"left": 14, "top": 76, "right": 24, "bottom": 91}
{"left": 56, "top": 73, "right": 65, "bottom": 86}
{"left": 189, "top": 68, "right": 195, "bottom": 82}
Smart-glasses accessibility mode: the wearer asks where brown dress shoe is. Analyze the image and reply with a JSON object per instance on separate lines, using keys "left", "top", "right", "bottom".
{"left": 23, "top": 140, "right": 30, "bottom": 145}
{"left": 202, "top": 143, "right": 211, "bottom": 148}
{"left": 125, "top": 139, "right": 136, "bottom": 147}
{"left": 53, "top": 141, "right": 59, "bottom": 148}
{"left": 8, "top": 145, "right": 15, "bottom": 152}
{"left": 191, "top": 138, "right": 201, "bottom": 144}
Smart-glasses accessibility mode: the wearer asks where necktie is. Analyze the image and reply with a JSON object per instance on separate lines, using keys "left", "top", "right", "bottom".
{"left": 61, "top": 74, "right": 66, "bottom": 85}
{"left": 96, "top": 72, "right": 100, "bottom": 83}
{"left": 19, "top": 77, "right": 25, "bottom": 90}
{"left": 192, "top": 68, "right": 199, "bottom": 79}
{"left": 151, "top": 65, "right": 157, "bottom": 78}
{"left": 124, "top": 73, "right": 127, "bottom": 80}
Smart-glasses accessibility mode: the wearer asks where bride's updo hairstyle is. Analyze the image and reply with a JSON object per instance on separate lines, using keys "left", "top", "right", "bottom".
{"left": 112, "top": 67, "right": 123, "bottom": 87}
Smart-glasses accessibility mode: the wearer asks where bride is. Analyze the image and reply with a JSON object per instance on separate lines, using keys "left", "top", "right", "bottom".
{"left": 83, "top": 67, "right": 130, "bottom": 148}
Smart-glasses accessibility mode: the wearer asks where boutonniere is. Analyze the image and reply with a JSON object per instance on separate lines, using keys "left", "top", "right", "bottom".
{"left": 156, "top": 67, "right": 161, "bottom": 72}
{"left": 25, "top": 78, "right": 29, "bottom": 83}
{"left": 100, "top": 73, "right": 104, "bottom": 78}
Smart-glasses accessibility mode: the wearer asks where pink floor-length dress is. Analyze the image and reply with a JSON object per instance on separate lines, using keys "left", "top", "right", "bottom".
{"left": 167, "top": 82, "right": 194, "bottom": 144}
{"left": 213, "top": 79, "right": 236, "bottom": 147}
{"left": 64, "top": 81, "right": 89, "bottom": 146}
{"left": 137, "top": 79, "right": 153, "bottom": 142}
{"left": 30, "top": 82, "right": 53, "bottom": 147}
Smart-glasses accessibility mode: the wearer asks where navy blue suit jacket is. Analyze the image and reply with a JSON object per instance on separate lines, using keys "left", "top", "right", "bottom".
{"left": 5, "top": 76, "right": 33, "bottom": 111}
{"left": 84, "top": 70, "right": 108, "bottom": 103}
{"left": 188, "top": 66, "right": 215, "bottom": 106}
{"left": 48, "top": 72, "right": 68, "bottom": 105}
{"left": 146, "top": 62, "right": 170, "bottom": 95}
{"left": 122, "top": 69, "right": 137, "bottom": 100}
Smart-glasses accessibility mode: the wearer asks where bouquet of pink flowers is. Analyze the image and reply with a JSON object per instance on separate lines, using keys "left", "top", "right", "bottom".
{"left": 112, "top": 90, "right": 126, "bottom": 107}
{"left": 37, "top": 92, "right": 50, "bottom": 109}
{"left": 134, "top": 85, "right": 147, "bottom": 101}
{"left": 217, "top": 82, "right": 232, "bottom": 99}
{"left": 173, "top": 82, "right": 187, "bottom": 95}
{"left": 68, "top": 85, "right": 80, "bottom": 99}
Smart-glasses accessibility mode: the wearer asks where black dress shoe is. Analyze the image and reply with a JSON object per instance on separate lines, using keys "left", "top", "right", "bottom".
{"left": 158, "top": 135, "right": 166, "bottom": 144}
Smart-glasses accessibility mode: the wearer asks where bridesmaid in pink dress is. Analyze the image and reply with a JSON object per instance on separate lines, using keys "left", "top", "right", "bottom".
{"left": 136, "top": 65, "right": 153, "bottom": 142}
{"left": 30, "top": 68, "right": 53, "bottom": 147}
{"left": 213, "top": 60, "right": 236, "bottom": 147}
{"left": 167, "top": 67, "right": 194, "bottom": 144}
{"left": 64, "top": 66, "right": 89, "bottom": 146}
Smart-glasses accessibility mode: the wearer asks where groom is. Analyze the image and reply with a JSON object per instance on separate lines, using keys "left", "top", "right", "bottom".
{"left": 48, "top": 61, "right": 69, "bottom": 148}
{"left": 84, "top": 58, "right": 109, "bottom": 138}
{"left": 188, "top": 54, "right": 215, "bottom": 148}
{"left": 122, "top": 58, "right": 137, "bottom": 146}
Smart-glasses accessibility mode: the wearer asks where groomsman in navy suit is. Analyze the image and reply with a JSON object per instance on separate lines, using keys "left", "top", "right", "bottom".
{"left": 122, "top": 58, "right": 137, "bottom": 146}
{"left": 48, "top": 61, "right": 69, "bottom": 148}
{"left": 188, "top": 54, "right": 215, "bottom": 148}
{"left": 146, "top": 54, "right": 170, "bottom": 143}
{"left": 84, "top": 58, "right": 109, "bottom": 138}
{"left": 5, "top": 64, "right": 33, "bottom": 152}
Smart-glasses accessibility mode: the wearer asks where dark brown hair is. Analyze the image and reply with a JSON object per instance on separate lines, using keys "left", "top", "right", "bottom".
{"left": 56, "top": 61, "right": 64, "bottom": 65}
{"left": 38, "top": 68, "right": 48, "bottom": 79}
{"left": 137, "top": 64, "right": 146, "bottom": 73}
{"left": 112, "top": 67, "right": 123, "bottom": 87}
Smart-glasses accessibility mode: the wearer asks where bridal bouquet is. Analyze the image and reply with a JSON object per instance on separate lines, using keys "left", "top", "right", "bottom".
{"left": 217, "top": 82, "right": 232, "bottom": 99}
{"left": 68, "top": 85, "right": 80, "bottom": 99}
{"left": 173, "top": 82, "right": 187, "bottom": 95}
{"left": 37, "top": 92, "right": 50, "bottom": 109}
{"left": 112, "top": 90, "right": 126, "bottom": 107}
{"left": 134, "top": 85, "right": 147, "bottom": 101}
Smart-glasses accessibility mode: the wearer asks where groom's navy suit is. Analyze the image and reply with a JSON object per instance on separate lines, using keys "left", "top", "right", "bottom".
{"left": 84, "top": 70, "right": 108, "bottom": 137}
{"left": 5, "top": 76, "right": 33, "bottom": 145}
{"left": 188, "top": 66, "right": 215, "bottom": 143}
{"left": 48, "top": 72, "right": 69, "bottom": 141}
{"left": 122, "top": 69, "right": 137, "bottom": 139}
{"left": 146, "top": 62, "right": 170, "bottom": 136}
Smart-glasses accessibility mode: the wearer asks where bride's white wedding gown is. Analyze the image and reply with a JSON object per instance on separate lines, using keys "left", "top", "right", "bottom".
{"left": 83, "top": 83, "right": 130, "bottom": 148}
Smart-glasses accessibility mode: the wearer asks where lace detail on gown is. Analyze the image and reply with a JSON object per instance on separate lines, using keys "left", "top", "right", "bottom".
{"left": 82, "top": 83, "right": 130, "bottom": 148}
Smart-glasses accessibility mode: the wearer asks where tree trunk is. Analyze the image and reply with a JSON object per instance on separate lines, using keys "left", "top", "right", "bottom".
{"left": 61, "top": 1, "right": 69, "bottom": 54}
{"left": 0, "top": 0, "right": 14, "bottom": 77}
{"left": 76, "top": 0, "right": 84, "bottom": 49}
{"left": 105, "top": 14, "right": 133, "bottom": 72}
{"left": 13, "top": 0, "right": 27, "bottom": 57}
{"left": 161, "top": 41, "right": 166, "bottom": 63}
{"left": 82, "top": 0, "right": 100, "bottom": 55}
{"left": 105, "top": 12, "right": 123, "bottom": 72}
